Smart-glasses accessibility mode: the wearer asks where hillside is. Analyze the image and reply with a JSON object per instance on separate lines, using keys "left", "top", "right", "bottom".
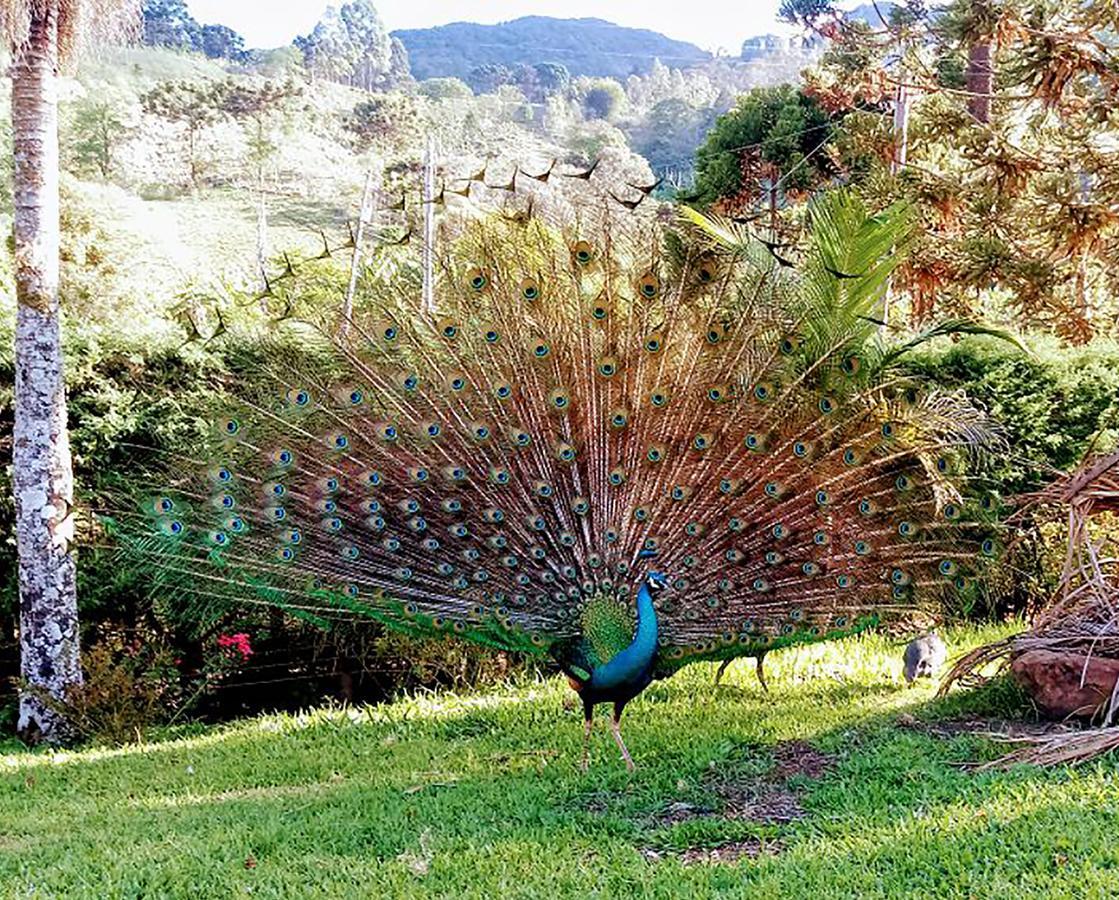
{"left": 394, "top": 16, "right": 711, "bottom": 81}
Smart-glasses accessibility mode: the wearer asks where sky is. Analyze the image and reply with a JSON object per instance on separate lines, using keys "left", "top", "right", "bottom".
{"left": 184, "top": 1, "right": 794, "bottom": 55}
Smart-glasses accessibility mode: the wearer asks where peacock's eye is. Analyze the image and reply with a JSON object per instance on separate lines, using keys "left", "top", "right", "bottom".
{"left": 637, "top": 272, "right": 659, "bottom": 298}
{"left": 573, "top": 241, "right": 595, "bottom": 264}
{"left": 520, "top": 277, "right": 540, "bottom": 301}
{"left": 467, "top": 267, "right": 489, "bottom": 291}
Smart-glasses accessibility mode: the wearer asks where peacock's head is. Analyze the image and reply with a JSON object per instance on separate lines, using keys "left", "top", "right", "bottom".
{"left": 639, "top": 548, "right": 669, "bottom": 593}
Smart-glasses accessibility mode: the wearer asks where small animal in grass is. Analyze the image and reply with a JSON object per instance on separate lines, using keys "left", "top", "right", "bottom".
{"left": 903, "top": 633, "right": 947, "bottom": 684}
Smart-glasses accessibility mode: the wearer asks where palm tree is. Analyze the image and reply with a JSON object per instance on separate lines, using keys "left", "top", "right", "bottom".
{"left": 2, "top": 0, "right": 139, "bottom": 743}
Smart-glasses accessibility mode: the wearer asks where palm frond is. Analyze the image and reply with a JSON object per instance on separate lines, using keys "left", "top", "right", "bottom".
{"left": 875, "top": 320, "right": 1030, "bottom": 374}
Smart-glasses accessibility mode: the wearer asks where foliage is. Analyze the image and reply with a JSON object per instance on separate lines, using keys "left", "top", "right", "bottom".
{"left": 904, "top": 337, "right": 1119, "bottom": 617}
{"left": 41, "top": 628, "right": 257, "bottom": 746}
{"left": 47, "top": 640, "right": 174, "bottom": 746}
{"left": 219, "top": 78, "right": 302, "bottom": 174}
{"left": 7, "top": 624, "right": 1119, "bottom": 897}
{"left": 417, "top": 77, "right": 473, "bottom": 101}
{"left": 66, "top": 95, "right": 131, "bottom": 179}
{"left": 533, "top": 62, "right": 570, "bottom": 97}
{"left": 903, "top": 337, "right": 1119, "bottom": 494}
{"left": 466, "top": 63, "right": 512, "bottom": 95}
{"left": 294, "top": 0, "right": 400, "bottom": 91}
{"left": 347, "top": 94, "right": 420, "bottom": 150}
{"left": 692, "top": 84, "right": 836, "bottom": 208}
{"left": 141, "top": 0, "right": 201, "bottom": 52}
{"left": 141, "top": 0, "right": 245, "bottom": 61}
{"left": 199, "top": 23, "right": 245, "bottom": 62}
{"left": 629, "top": 98, "right": 716, "bottom": 180}
{"left": 783, "top": 0, "right": 1119, "bottom": 340}
{"left": 577, "top": 77, "right": 626, "bottom": 122}
{"left": 140, "top": 79, "right": 229, "bottom": 186}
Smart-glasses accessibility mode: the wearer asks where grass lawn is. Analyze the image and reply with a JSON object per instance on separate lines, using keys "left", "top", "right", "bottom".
{"left": 2, "top": 625, "right": 1117, "bottom": 899}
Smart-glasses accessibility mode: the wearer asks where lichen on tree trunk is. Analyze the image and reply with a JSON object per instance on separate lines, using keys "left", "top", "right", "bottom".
{"left": 11, "top": 3, "right": 82, "bottom": 744}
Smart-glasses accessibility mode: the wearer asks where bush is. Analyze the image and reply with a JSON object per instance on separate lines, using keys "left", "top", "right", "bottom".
{"left": 46, "top": 639, "right": 177, "bottom": 746}
{"left": 903, "top": 336, "right": 1119, "bottom": 493}
{"left": 906, "top": 336, "right": 1119, "bottom": 618}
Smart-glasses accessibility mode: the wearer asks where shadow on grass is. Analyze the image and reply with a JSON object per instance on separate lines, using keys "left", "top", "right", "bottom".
{"left": 1, "top": 658, "right": 1115, "bottom": 896}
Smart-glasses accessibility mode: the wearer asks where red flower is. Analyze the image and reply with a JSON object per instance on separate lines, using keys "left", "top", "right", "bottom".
{"left": 216, "top": 632, "right": 253, "bottom": 662}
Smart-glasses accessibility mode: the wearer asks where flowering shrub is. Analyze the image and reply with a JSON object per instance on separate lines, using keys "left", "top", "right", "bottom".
{"left": 38, "top": 629, "right": 258, "bottom": 746}
{"left": 216, "top": 633, "right": 253, "bottom": 663}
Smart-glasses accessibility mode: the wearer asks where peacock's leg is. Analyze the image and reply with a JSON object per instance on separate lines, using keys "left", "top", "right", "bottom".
{"left": 581, "top": 702, "right": 594, "bottom": 772}
{"left": 713, "top": 658, "right": 732, "bottom": 686}
{"left": 610, "top": 702, "right": 635, "bottom": 771}
{"left": 756, "top": 654, "right": 769, "bottom": 693}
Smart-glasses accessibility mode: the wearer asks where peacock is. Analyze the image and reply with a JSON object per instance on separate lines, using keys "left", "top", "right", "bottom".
{"left": 115, "top": 161, "right": 1005, "bottom": 770}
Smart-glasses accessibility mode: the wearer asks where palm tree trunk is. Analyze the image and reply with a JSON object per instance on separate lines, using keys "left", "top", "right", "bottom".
{"left": 11, "top": 3, "right": 82, "bottom": 744}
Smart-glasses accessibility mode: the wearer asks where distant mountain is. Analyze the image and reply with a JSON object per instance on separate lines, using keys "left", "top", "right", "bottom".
{"left": 845, "top": 2, "right": 901, "bottom": 27}
{"left": 394, "top": 16, "right": 711, "bottom": 82}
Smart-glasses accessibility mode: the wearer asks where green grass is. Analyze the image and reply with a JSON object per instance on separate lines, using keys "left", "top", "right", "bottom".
{"left": 2, "top": 625, "right": 1118, "bottom": 899}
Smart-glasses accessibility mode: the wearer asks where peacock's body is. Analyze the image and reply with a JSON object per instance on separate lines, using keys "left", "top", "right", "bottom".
{"left": 120, "top": 164, "right": 1002, "bottom": 768}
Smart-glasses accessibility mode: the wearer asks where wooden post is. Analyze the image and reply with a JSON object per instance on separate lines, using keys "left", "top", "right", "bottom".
{"left": 884, "top": 74, "right": 911, "bottom": 334}
{"left": 341, "top": 166, "right": 378, "bottom": 337}
{"left": 422, "top": 135, "right": 436, "bottom": 316}
{"left": 891, "top": 81, "right": 909, "bottom": 174}
{"left": 256, "top": 168, "right": 270, "bottom": 312}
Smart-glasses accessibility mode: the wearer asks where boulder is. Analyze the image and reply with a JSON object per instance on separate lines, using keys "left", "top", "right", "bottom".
{"left": 1011, "top": 649, "right": 1119, "bottom": 720}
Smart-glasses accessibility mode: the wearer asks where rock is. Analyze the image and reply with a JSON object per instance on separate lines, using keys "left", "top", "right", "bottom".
{"left": 1010, "top": 649, "right": 1119, "bottom": 719}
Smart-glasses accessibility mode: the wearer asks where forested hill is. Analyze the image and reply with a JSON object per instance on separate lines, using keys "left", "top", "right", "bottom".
{"left": 394, "top": 16, "right": 712, "bottom": 81}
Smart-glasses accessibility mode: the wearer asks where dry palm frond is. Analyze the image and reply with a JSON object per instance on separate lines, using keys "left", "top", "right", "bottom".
{"left": 0, "top": 0, "right": 140, "bottom": 63}
{"left": 975, "top": 726, "right": 1119, "bottom": 770}
{"left": 942, "top": 448, "right": 1119, "bottom": 767}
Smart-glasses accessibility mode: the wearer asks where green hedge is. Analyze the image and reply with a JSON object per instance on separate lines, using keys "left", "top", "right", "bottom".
{"left": 903, "top": 336, "right": 1119, "bottom": 494}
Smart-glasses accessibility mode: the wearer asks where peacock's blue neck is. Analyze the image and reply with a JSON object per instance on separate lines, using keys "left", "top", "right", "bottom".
{"left": 632, "top": 580, "right": 659, "bottom": 658}
{"left": 589, "top": 575, "right": 660, "bottom": 691}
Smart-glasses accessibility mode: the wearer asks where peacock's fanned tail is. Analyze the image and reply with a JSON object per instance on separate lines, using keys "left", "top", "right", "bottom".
{"left": 113, "top": 169, "right": 1004, "bottom": 673}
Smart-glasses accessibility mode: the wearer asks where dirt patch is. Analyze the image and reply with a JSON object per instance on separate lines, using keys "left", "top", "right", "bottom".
{"left": 717, "top": 783, "right": 805, "bottom": 824}
{"left": 769, "top": 739, "right": 836, "bottom": 780}
{"left": 642, "top": 838, "right": 783, "bottom": 865}
{"left": 647, "top": 739, "right": 833, "bottom": 829}
{"left": 895, "top": 713, "right": 1074, "bottom": 740}
{"left": 640, "top": 740, "right": 832, "bottom": 865}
